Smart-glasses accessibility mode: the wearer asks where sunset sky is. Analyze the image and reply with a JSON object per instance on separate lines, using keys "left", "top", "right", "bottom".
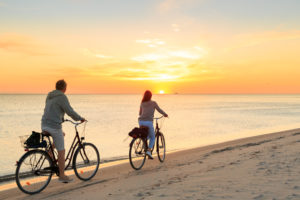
{"left": 1, "top": 0, "right": 300, "bottom": 94}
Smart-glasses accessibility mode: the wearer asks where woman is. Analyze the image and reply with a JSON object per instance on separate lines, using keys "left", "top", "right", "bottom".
{"left": 138, "top": 90, "right": 168, "bottom": 159}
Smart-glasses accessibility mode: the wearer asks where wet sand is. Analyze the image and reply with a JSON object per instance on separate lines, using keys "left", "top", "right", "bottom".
{"left": 1, "top": 128, "right": 300, "bottom": 200}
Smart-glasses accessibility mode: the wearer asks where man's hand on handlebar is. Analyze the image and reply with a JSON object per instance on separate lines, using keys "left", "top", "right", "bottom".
{"left": 81, "top": 118, "right": 87, "bottom": 123}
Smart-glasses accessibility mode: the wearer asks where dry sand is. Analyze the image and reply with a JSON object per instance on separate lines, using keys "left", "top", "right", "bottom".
{"left": 1, "top": 129, "right": 300, "bottom": 200}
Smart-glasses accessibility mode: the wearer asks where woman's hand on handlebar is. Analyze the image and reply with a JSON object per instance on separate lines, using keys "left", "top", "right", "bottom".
{"left": 80, "top": 118, "right": 87, "bottom": 123}
{"left": 163, "top": 114, "right": 168, "bottom": 118}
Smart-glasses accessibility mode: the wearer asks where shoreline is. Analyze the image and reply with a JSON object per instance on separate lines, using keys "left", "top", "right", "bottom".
{"left": 2, "top": 125, "right": 298, "bottom": 182}
{"left": 1, "top": 128, "right": 300, "bottom": 199}
{"left": 0, "top": 146, "right": 184, "bottom": 191}
{"left": 0, "top": 148, "right": 185, "bottom": 184}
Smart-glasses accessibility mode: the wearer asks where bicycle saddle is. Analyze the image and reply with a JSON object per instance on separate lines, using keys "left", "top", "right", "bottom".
{"left": 42, "top": 131, "right": 51, "bottom": 136}
{"left": 139, "top": 126, "right": 148, "bottom": 129}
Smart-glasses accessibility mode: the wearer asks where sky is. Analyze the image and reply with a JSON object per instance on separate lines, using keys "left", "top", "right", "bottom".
{"left": 0, "top": 0, "right": 300, "bottom": 94}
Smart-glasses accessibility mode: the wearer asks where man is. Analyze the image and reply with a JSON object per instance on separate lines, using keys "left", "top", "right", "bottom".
{"left": 41, "top": 79, "right": 85, "bottom": 183}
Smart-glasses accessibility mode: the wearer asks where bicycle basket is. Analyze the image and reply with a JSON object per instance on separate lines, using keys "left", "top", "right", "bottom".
{"left": 19, "top": 135, "right": 30, "bottom": 148}
{"left": 22, "top": 131, "right": 41, "bottom": 148}
{"left": 128, "top": 127, "right": 148, "bottom": 138}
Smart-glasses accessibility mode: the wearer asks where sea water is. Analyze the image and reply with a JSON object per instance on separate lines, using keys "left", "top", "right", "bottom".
{"left": 1, "top": 94, "right": 300, "bottom": 177}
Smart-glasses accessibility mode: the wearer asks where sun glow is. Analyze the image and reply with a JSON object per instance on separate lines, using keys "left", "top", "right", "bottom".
{"left": 1, "top": 1, "right": 299, "bottom": 94}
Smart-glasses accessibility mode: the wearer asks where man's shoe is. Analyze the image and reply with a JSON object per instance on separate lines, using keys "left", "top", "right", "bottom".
{"left": 59, "top": 176, "right": 73, "bottom": 183}
{"left": 146, "top": 151, "right": 154, "bottom": 160}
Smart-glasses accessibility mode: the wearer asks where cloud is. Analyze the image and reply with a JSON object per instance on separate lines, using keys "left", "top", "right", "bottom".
{"left": 132, "top": 48, "right": 203, "bottom": 62}
{"left": 169, "top": 50, "right": 200, "bottom": 59}
{"left": 227, "top": 30, "right": 300, "bottom": 51}
{"left": 48, "top": 63, "right": 123, "bottom": 80}
{"left": 51, "top": 59, "right": 193, "bottom": 82}
{"left": 194, "top": 46, "right": 206, "bottom": 52}
{"left": 0, "top": 33, "right": 49, "bottom": 55}
{"left": 82, "top": 48, "right": 113, "bottom": 59}
{"left": 49, "top": 57, "right": 217, "bottom": 83}
{"left": 132, "top": 53, "right": 168, "bottom": 62}
{"left": 95, "top": 54, "right": 113, "bottom": 59}
{"left": 136, "top": 40, "right": 151, "bottom": 44}
{"left": 172, "top": 24, "right": 180, "bottom": 32}
{"left": 130, "top": 48, "right": 206, "bottom": 81}
{"left": 112, "top": 62, "right": 188, "bottom": 81}
{"left": 136, "top": 39, "right": 165, "bottom": 48}
{"left": 130, "top": 42, "right": 208, "bottom": 79}
{"left": 52, "top": 45, "right": 209, "bottom": 82}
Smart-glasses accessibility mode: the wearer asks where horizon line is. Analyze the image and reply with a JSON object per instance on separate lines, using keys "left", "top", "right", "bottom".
{"left": 1, "top": 93, "right": 300, "bottom": 95}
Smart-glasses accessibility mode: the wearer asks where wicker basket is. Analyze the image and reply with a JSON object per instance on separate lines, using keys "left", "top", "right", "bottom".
{"left": 19, "top": 135, "right": 30, "bottom": 148}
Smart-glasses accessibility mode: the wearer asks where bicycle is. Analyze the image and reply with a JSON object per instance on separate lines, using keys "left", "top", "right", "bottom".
{"left": 15, "top": 119, "right": 100, "bottom": 194}
{"left": 129, "top": 116, "right": 166, "bottom": 170}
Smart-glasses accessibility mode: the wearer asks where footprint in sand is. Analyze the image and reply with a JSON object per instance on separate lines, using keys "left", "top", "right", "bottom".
{"left": 253, "top": 194, "right": 264, "bottom": 199}
{"left": 159, "top": 194, "right": 167, "bottom": 197}
{"left": 168, "top": 177, "right": 182, "bottom": 185}
{"left": 229, "top": 160, "right": 241, "bottom": 165}
{"left": 136, "top": 191, "right": 152, "bottom": 197}
{"left": 257, "top": 161, "right": 265, "bottom": 166}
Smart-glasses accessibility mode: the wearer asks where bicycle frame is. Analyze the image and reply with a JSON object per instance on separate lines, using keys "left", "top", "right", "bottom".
{"left": 43, "top": 120, "right": 86, "bottom": 171}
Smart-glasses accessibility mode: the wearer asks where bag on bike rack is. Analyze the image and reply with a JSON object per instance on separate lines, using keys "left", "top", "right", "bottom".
{"left": 128, "top": 127, "right": 148, "bottom": 138}
{"left": 24, "top": 131, "right": 41, "bottom": 147}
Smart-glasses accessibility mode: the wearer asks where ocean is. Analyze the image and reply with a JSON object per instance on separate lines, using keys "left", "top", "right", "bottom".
{"left": 1, "top": 94, "right": 300, "bottom": 178}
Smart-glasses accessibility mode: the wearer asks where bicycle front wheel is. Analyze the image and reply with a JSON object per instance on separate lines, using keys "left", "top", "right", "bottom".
{"left": 157, "top": 133, "right": 166, "bottom": 162}
{"left": 73, "top": 143, "right": 100, "bottom": 181}
{"left": 129, "top": 138, "right": 146, "bottom": 170}
{"left": 15, "top": 150, "right": 53, "bottom": 194}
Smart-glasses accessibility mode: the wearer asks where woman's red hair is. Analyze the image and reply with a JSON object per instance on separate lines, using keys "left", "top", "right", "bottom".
{"left": 142, "top": 90, "right": 152, "bottom": 103}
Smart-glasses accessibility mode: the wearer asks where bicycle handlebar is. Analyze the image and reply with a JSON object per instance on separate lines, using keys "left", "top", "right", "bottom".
{"left": 153, "top": 116, "right": 164, "bottom": 120}
{"left": 64, "top": 119, "right": 87, "bottom": 126}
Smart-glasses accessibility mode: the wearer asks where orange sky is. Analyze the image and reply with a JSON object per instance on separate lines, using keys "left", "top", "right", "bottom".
{"left": 1, "top": 0, "right": 300, "bottom": 94}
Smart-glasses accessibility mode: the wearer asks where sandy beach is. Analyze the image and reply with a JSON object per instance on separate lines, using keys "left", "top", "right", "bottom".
{"left": 1, "top": 129, "right": 300, "bottom": 200}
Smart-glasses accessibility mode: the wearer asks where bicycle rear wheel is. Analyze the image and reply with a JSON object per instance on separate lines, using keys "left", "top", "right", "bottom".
{"left": 157, "top": 133, "right": 166, "bottom": 162}
{"left": 73, "top": 143, "right": 100, "bottom": 181}
{"left": 129, "top": 138, "right": 146, "bottom": 170}
{"left": 15, "top": 150, "right": 53, "bottom": 194}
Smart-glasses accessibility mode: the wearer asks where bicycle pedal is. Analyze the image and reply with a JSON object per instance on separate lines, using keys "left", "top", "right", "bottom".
{"left": 51, "top": 166, "right": 59, "bottom": 175}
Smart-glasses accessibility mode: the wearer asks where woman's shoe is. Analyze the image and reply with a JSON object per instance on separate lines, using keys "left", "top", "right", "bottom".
{"left": 59, "top": 176, "right": 73, "bottom": 183}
